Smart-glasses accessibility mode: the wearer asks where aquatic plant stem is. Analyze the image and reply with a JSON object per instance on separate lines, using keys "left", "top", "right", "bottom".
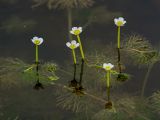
{"left": 35, "top": 45, "right": 39, "bottom": 63}
{"left": 67, "top": 8, "right": 72, "bottom": 41}
{"left": 117, "top": 26, "right": 121, "bottom": 49}
{"left": 35, "top": 45, "right": 40, "bottom": 84}
{"left": 36, "top": 60, "right": 39, "bottom": 82}
{"left": 117, "top": 48, "right": 122, "bottom": 73}
{"left": 77, "top": 35, "right": 85, "bottom": 60}
{"left": 117, "top": 27, "right": 122, "bottom": 73}
{"left": 72, "top": 49, "right": 77, "bottom": 64}
{"left": 141, "top": 63, "right": 155, "bottom": 98}
{"left": 73, "top": 63, "right": 77, "bottom": 80}
{"left": 106, "top": 71, "right": 111, "bottom": 101}
{"left": 79, "top": 59, "right": 84, "bottom": 86}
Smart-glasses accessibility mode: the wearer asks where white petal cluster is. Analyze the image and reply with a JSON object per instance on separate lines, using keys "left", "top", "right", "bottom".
{"left": 70, "top": 27, "right": 82, "bottom": 35}
{"left": 66, "top": 40, "right": 80, "bottom": 49}
{"left": 31, "top": 36, "right": 43, "bottom": 45}
{"left": 103, "top": 63, "right": 114, "bottom": 71}
{"left": 114, "top": 17, "right": 126, "bottom": 27}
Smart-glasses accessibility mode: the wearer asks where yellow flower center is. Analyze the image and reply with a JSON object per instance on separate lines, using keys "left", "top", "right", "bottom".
{"left": 116, "top": 21, "right": 123, "bottom": 26}
{"left": 105, "top": 66, "right": 111, "bottom": 70}
{"left": 70, "top": 44, "right": 76, "bottom": 49}
{"left": 74, "top": 30, "right": 81, "bottom": 35}
{"left": 34, "top": 40, "right": 40, "bottom": 45}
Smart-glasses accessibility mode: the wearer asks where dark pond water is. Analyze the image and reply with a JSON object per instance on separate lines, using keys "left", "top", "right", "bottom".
{"left": 0, "top": 0, "right": 160, "bottom": 119}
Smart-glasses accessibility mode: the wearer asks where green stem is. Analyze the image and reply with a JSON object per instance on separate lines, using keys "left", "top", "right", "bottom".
{"left": 106, "top": 71, "right": 111, "bottom": 101}
{"left": 35, "top": 45, "right": 38, "bottom": 63}
{"left": 141, "top": 63, "right": 155, "bottom": 98}
{"left": 77, "top": 35, "right": 85, "bottom": 60}
{"left": 117, "top": 26, "right": 121, "bottom": 49}
{"left": 73, "top": 64, "right": 76, "bottom": 80}
{"left": 79, "top": 59, "right": 84, "bottom": 86}
{"left": 72, "top": 49, "right": 77, "bottom": 64}
{"left": 67, "top": 8, "right": 72, "bottom": 41}
{"left": 117, "top": 48, "right": 122, "bottom": 73}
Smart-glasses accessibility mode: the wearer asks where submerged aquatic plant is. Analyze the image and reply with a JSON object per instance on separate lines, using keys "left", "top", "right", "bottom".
{"left": 123, "top": 35, "right": 160, "bottom": 97}
{"left": 92, "top": 94, "right": 157, "bottom": 120}
{"left": 0, "top": 58, "right": 58, "bottom": 88}
{"left": 55, "top": 86, "right": 99, "bottom": 114}
{"left": 150, "top": 91, "right": 160, "bottom": 114}
{"left": 31, "top": 36, "right": 44, "bottom": 89}
{"left": 66, "top": 40, "right": 80, "bottom": 89}
{"left": 114, "top": 17, "right": 127, "bottom": 81}
{"left": 23, "top": 62, "right": 59, "bottom": 83}
{"left": 123, "top": 35, "right": 158, "bottom": 65}
{"left": 32, "top": 0, "right": 94, "bottom": 9}
{"left": 103, "top": 63, "right": 114, "bottom": 109}
{"left": 0, "top": 58, "right": 28, "bottom": 88}
{"left": 65, "top": 31, "right": 85, "bottom": 93}
{"left": 70, "top": 27, "right": 85, "bottom": 60}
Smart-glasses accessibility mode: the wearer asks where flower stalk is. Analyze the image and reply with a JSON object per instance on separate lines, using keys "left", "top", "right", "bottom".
{"left": 103, "top": 63, "right": 114, "bottom": 101}
{"left": 70, "top": 27, "right": 85, "bottom": 60}
{"left": 79, "top": 59, "right": 84, "bottom": 86}
{"left": 66, "top": 40, "right": 80, "bottom": 64}
{"left": 117, "top": 48, "right": 122, "bottom": 73}
{"left": 36, "top": 45, "right": 39, "bottom": 63}
{"left": 31, "top": 36, "right": 43, "bottom": 63}
{"left": 117, "top": 26, "right": 121, "bottom": 49}
{"left": 72, "top": 49, "right": 77, "bottom": 64}
{"left": 31, "top": 36, "right": 44, "bottom": 89}
{"left": 106, "top": 70, "right": 111, "bottom": 101}
{"left": 77, "top": 35, "right": 85, "bottom": 60}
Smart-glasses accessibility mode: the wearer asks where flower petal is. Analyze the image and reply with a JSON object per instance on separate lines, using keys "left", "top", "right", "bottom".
{"left": 71, "top": 40, "right": 77, "bottom": 45}
{"left": 66, "top": 42, "right": 71, "bottom": 47}
{"left": 103, "top": 63, "right": 107, "bottom": 68}
{"left": 38, "top": 38, "right": 43, "bottom": 45}
{"left": 123, "top": 21, "right": 126, "bottom": 24}
{"left": 114, "top": 18, "right": 118, "bottom": 23}
{"left": 33, "top": 36, "right": 38, "bottom": 40}
{"left": 76, "top": 43, "right": 80, "bottom": 47}
{"left": 72, "top": 27, "right": 78, "bottom": 31}
{"left": 103, "top": 63, "right": 114, "bottom": 70}
{"left": 70, "top": 31, "right": 74, "bottom": 34}
{"left": 119, "top": 17, "right": 124, "bottom": 21}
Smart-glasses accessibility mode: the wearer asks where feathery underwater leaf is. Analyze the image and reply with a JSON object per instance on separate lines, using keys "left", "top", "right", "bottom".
{"left": 32, "top": 0, "right": 94, "bottom": 9}
{"left": 123, "top": 35, "right": 160, "bottom": 66}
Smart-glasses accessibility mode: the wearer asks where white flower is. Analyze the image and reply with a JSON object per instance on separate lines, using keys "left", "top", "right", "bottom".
{"left": 66, "top": 40, "right": 80, "bottom": 49}
{"left": 31, "top": 36, "right": 43, "bottom": 45}
{"left": 114, "top": 17, "right": 126, "bottom": 27}
{"left": 70, "top": 27, "right": 82, "bottom": 35}
{"left": 103, "top": 63, "right": 114, "bottom": 71}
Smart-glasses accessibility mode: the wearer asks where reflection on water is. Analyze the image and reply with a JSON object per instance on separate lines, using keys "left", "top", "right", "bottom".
{"left": 0, "top": 0, "right": 160, "bottom": 119}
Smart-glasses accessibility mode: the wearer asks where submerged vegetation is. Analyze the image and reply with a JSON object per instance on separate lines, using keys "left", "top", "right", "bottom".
{"left": 1, "top": 28, "right": 160, "bottom": 119}
{"left": 0, "top": 1, "right": 160, "bottom": 120}
{"left": 0, "top": 31, "right": 160, "bottom": 119}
